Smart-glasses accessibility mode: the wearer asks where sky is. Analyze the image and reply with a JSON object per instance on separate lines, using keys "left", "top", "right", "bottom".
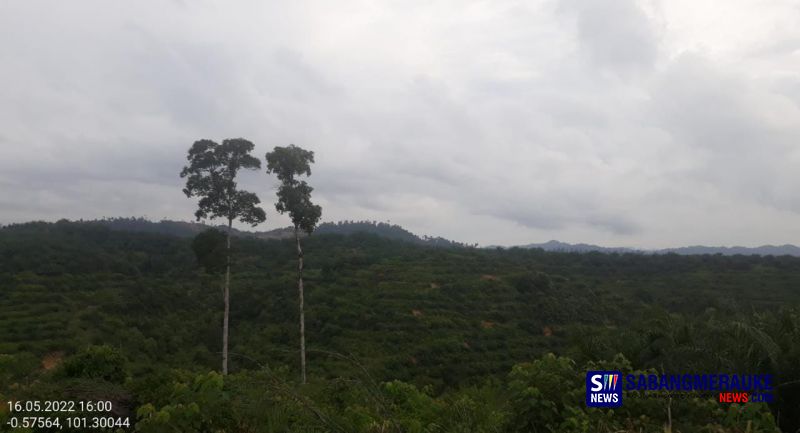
{"left": 1, "top": 0, "right": 800, "bottom": 248}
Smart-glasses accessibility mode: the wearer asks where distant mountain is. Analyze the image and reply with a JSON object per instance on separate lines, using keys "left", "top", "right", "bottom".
{"left": 661, "top": 245, "right": 800, "bottom": 256}
{"left": 513, "top": 240, "right": 800, "bottom": 257}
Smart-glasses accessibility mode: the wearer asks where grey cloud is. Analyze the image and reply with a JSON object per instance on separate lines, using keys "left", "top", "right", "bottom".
{"left": 1, "top": 1, "right": 800, "bottom": 248}
{"left": 484, "top": 205, "right": 640, "bottom": 235}
{"left": 558, "top": 0, "right": 659, "bottom": 75}
{"left": 647, "top": 54, "right": 800, "bottom": 214}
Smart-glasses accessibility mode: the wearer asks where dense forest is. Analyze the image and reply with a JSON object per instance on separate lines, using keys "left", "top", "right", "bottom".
{"left": 63, "top": 217, "right": 469, "bottom": 248}
{"left": 2, "top": 220, "right": 800, "bottom": 432}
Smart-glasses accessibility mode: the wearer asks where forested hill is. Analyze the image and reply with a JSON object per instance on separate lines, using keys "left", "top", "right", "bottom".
{"left": 20, "top": 218, "right": 799, "bottom": 255}
{"left": 316, "top": 220, "right": 468, "bottom": 247}
{"left": 2, "top": 220, "right": 800, "bottom": 431}
{"left": 20, "top": 217, "right": 466, "bottom": 247}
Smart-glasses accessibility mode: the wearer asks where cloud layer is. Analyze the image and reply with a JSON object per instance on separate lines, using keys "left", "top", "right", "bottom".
{"left": 1, "top": 0, "right": 800, "bottom": 248}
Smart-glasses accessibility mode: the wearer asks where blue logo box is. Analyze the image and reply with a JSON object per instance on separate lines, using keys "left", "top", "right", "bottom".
{"left": 586, "top": 370, "right": 623, "bottom": 407}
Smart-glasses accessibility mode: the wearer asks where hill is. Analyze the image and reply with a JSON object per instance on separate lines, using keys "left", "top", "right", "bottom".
{"left": 516, "top": 240, "right": 634, "bottom": 254}
{"left": 64, "top": 217, "right": 296, "bottom": 240}
{"left": 44, "top": 217, "right": 466, "bottom": 247}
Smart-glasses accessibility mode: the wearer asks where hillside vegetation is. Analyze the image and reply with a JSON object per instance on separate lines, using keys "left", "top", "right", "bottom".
{"left": 1, "top": 220, "right": 799, "bottom": 432}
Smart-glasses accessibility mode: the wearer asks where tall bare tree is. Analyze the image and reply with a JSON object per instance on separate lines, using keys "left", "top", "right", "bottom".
{"left": 265, "top": 144, "right": 322, "bottom": 384}
{"left": 180, "top": 138, "right": 266, "bottom": 375}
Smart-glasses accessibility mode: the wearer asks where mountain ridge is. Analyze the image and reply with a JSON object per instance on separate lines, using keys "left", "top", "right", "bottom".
{"left": 5, "top": 217, "right": 799, "bottom": 256}
{"left": 516, "top": 240, "right": 800, "bottom": 257}
{"left": 15, "top": 217, "right": 468, "bottom": 248}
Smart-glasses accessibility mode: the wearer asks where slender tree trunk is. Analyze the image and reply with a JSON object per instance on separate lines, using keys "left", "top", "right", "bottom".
{"left": 295, "top": 226, "right": 307, "bottom": 384}
{"left": 663, "top": 363, "right": 672, "bottom": 432}
{"left": 222, "top": 218, "right": 232, "bottom": 375}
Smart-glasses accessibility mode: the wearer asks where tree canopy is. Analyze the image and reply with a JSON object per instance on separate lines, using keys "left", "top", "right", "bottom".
{"left": 266, "top": 144, "right": 321, "bottom": 234}
{"left": 265, "top": 144, "right": 314, "bottom": 183}
{"left": 191, "top": 228, "right": 227, "bottom": 275}
{"left": 180, "top": 138, "right": 266, "bottom": 226}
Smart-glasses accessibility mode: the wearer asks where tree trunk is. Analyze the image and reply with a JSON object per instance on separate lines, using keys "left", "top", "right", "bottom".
{"left": 296, "top": 226, "right": 306, "bottom": 384}
{"left": 222, "top": 218, "right": 232, "bottom": 375}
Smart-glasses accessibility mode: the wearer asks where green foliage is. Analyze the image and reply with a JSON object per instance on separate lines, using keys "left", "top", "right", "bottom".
{"left": 180, "top": 138, "right": 266, "bottom": 225}
{"left": 135, "top": 371, "right": 232, "bottom": 433}
{"left": 509, "top": 271, "right": 553, "bottom": 293}
{"left": 1, "top": 222, "right": 798, "bottom": 432}
{"left": 507, "top": 353, "right": 581, "bottom": 432}
{"left": 265, "top": 144, "right": 315, "bottom": 182}
{"left": 191, "top": 228, "right": 227, "bottom": 275}
{"left": 266, "top": 144, "right": 322, "bottom": 234}
{"left": 276, "top": 181, "right": 322, "bottom": 234}
{"left": 0, "top": 352, "right": 39, "bottom": 384}
{"left": 61, "top": 345, "right": 128, "bottom": 384}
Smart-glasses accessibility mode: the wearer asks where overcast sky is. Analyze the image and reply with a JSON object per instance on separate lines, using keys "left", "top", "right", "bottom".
{"left": 2, "top": 0, "right": 800, "bottom": 248}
